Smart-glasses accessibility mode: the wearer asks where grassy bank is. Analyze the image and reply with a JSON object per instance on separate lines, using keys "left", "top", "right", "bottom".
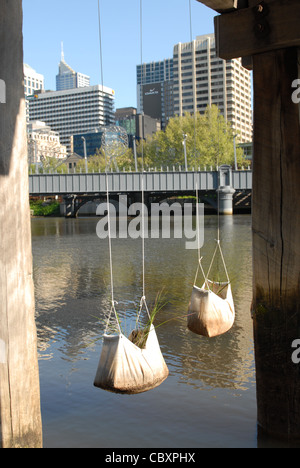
{"left": 30, "top": 200, "right": 61, "bottom": 217}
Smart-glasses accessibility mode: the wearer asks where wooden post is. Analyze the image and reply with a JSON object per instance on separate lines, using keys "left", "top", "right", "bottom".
{"left": 0, "top": 0, "right": 43, "bottom": 448}
{"left": 197, "top": 0, "right": 300, "bottom": 440}
{"left": 252, "top": 47, "right": 300, "bottom": 440}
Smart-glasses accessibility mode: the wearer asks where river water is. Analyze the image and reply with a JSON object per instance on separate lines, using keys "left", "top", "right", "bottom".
{"left": 32, "top": 214, "right": 258, "bottom": 448}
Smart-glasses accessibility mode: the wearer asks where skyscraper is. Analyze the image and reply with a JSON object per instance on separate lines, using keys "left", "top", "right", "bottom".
{"left": 56, "top": 44, "right": 90, "bottom": 91}
{"left": 27, "top": 85, "right": 115, "bottom": 153}
{"left": 137, "top": 34, "right": 253, "bottom": 143}
{"left": 24, "top": 64, "right": 45, "bottom": 121}
{"left": 24, "top": 64, "right": 44, "bottom": 97}
{"left": 137, "top": 59, "right": 174, "bottom": 129}
{"left": 173, "top": 34, "right": 252, "bottom": 143}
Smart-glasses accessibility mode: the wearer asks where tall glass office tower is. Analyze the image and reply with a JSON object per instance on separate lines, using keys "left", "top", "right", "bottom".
{"left": 56, "top": 46, "right": 90, "bottom": 91}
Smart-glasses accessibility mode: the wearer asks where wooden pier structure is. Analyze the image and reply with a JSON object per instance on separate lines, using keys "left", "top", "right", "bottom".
{"left": 1, "top": 0, "right": 300, "bottom": 447}
{"left": 0, "top": 0, "right": 42, "bottom": 448}
{"left": 197, "top": 0, "right": 300, "bottom": 440}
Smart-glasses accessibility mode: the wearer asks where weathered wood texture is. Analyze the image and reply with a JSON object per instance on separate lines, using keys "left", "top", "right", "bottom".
{"left": 208, "top": 0, "right": 300, "bottom": 439}
{"left": 252, "top": 47, "right": 300, "bottom": 439}
{"left": 0, "top": 0, "right": 43, "bottom": 448}
{"left": 196, "top": 0, "right": 237, "bottom": 13}
{"left": 215, "top": 0, "right": 300, "bottom": 59}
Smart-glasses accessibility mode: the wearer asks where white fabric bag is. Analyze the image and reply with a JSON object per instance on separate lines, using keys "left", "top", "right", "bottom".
{"left": 94, "top": 324, "right": 169, "bottom": 394}
{"left": 187, "top": 280, "right": 235, "bottom": 338}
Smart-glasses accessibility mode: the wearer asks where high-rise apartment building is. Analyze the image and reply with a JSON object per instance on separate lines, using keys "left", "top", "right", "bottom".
{"left": 24, "top": 64, "right": 45, "bottom": 121}
{"left": 137, "top": 59, "right": 174, "bottom": 129}
{"left": 24, "top": 64, "right": 45, "bottom": 97}
{"left": 137, "top": 34, "right": 252, "bottom": 143}
{"left": 173, "top": 34, "right": 252, "bottom": 142}
{"left": 56, "top": 48, "right": 90, "bottom": 91}
{"left": 27, "top": 85, "right": 115, "bottom": 153}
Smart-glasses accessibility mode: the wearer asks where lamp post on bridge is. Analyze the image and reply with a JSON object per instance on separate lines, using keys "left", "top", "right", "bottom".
{"left": 233, "top": 134, "right": 238, "bottom": 171}
{"left": 81, "top": 136, "right": 88, "bottom": 173}
{"left": 182, "top": 133, "right": 188, "bottom": 171}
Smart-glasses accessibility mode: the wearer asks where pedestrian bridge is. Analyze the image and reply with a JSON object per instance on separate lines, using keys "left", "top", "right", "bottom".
{"left": 29, "top": 167, "right": 252, "bottom": 195}
{"left": 29, "top": 166, "right": 252, "bottom": 217}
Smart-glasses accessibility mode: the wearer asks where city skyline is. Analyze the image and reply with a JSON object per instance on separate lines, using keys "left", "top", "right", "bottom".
{"left": 22, "top": 0, "right": 216, "bottom": 109}
{"left": 136, "top": 35, "right": 252, "bottom": 143}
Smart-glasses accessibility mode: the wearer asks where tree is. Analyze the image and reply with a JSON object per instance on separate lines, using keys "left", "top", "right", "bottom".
{"left": 138, "top": 105, "right": 245, "bottom": 169}
{"left": 75, "top": 147, "right": 138, "bottom": 173}
{"left": 73, "top": 106, "right": 246, "bottom": 173}
{"left": 76, "top": 149, "right": 106, "bottom": 173}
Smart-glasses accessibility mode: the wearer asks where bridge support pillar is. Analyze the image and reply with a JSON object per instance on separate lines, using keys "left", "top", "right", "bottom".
{"left": 217, "top": 165, "right": 236, "bottom": 215}
{"left": 217, "top": 185, "right": 236, "bottom": 215}
{"left": 63, "top": 195, "right": 78, "bottom": 218}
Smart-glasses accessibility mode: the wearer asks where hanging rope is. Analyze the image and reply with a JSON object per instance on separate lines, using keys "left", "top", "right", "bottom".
{"left": 193, "top": 182, "right": 208, "bottom": 288}
{"left": 189, "top": 0, "right": 197, "bottom": 169}
{"left": 189, "top": 3, "right": 206, "bottom": 288}
{"left": 192, "top": 44, "right": 231, "bottom": 291}
{"left": 97, "top": 0, "right": 120, "bottom": 334}
{"left": 136, "top": 0, "right": 151, "bottom": 326}
{"left": 217, "top": 105, "right": 221, "bottom": 244}
{"left": 189, "top": 0, "right": 193, "bottom": 42}
{"left": 187, "top": 5, "right": 235, "bottom": 339}
{"left": 205, "top": 64, "right": 230, "bottom": 287}
{"left": 94, "top": 0, "right": 169, "bottom": 394}
{"left": 140, "top": 0, "right": 146, "bottom": 299}
{"left": 97, "top": 0, "right": 104, "bottom": 97}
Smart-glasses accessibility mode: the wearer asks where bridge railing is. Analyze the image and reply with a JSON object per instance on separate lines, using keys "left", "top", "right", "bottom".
{"left": 232, "top": 169, "right": 252, "bottom": 190}
{"left": 29, "top": 169, "right": 252, "bottom": 196}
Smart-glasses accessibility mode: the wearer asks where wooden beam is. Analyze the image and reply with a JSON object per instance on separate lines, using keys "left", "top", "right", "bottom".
{"left": 196, "top": 0, "right": 237, "bottom": 13}
{"left": 208, "top": 0, "right": 300, "bottom": 440}
{"left": 0, "top": 0, "right": 43, "bottom": 448}
{"left": 252, "top": 47, "right": 300, "bottom": 439}
{"left": 215, "top": 0, "right": 300, "bottom": 59}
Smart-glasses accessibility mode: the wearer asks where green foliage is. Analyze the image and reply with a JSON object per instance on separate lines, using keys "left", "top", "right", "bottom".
{"left": 80, "top": 106, "right": 245, "bottom": 172}
{"left": 29, "top": 157, "right": 68, "bottom": 174}
{"left": 30, "top": 199, "right": 60, "bottom": 217}
{"left": 130, "top": 291, "right": 168, "bottom": 349}
{"left": 28, "top": 105, "right": 247, "bottom": 174}
{"left": 75, "top": 147, "right": 140, "bottom": 173}
{"left": 139, "top": 105, "right": 245, "bottom": 169}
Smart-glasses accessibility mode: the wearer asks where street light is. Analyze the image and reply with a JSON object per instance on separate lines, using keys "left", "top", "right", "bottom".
{"left": 133, "top": 136, "right": 138, "bottom": 172}
{"left": 81, "top": 136, "right": 88, "bottom": 173}
{"left": 182, "top": 133, "right": 188, "bottom": 171}
{"left": 233, "top": 134, "right": 238, "bottom": 171}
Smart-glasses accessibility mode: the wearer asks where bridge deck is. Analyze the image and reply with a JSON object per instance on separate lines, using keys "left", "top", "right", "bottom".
{"left": 29, "top": 170, "right": 252, "bottom": 196}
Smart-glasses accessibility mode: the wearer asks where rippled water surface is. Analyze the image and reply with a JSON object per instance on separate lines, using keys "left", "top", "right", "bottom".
{"left": 32, "top": 215, "right": 257, "bottom": 448}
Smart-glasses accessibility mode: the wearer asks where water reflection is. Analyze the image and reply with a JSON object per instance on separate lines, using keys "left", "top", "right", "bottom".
{"left": 32, "top": 215, "right": 256, "bottom": 447}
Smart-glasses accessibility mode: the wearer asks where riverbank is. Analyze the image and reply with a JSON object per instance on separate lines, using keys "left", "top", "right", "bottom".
{"left": 30, "top": 196, "right": 251, "bottom": 218}
{"left": 30, "top": 199, "right": 61, "bottom": 217}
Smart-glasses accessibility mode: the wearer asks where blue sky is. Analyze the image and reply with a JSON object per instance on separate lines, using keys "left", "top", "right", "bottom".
{"left": 22, "top": 0, "right": 215, "bottom": 109}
